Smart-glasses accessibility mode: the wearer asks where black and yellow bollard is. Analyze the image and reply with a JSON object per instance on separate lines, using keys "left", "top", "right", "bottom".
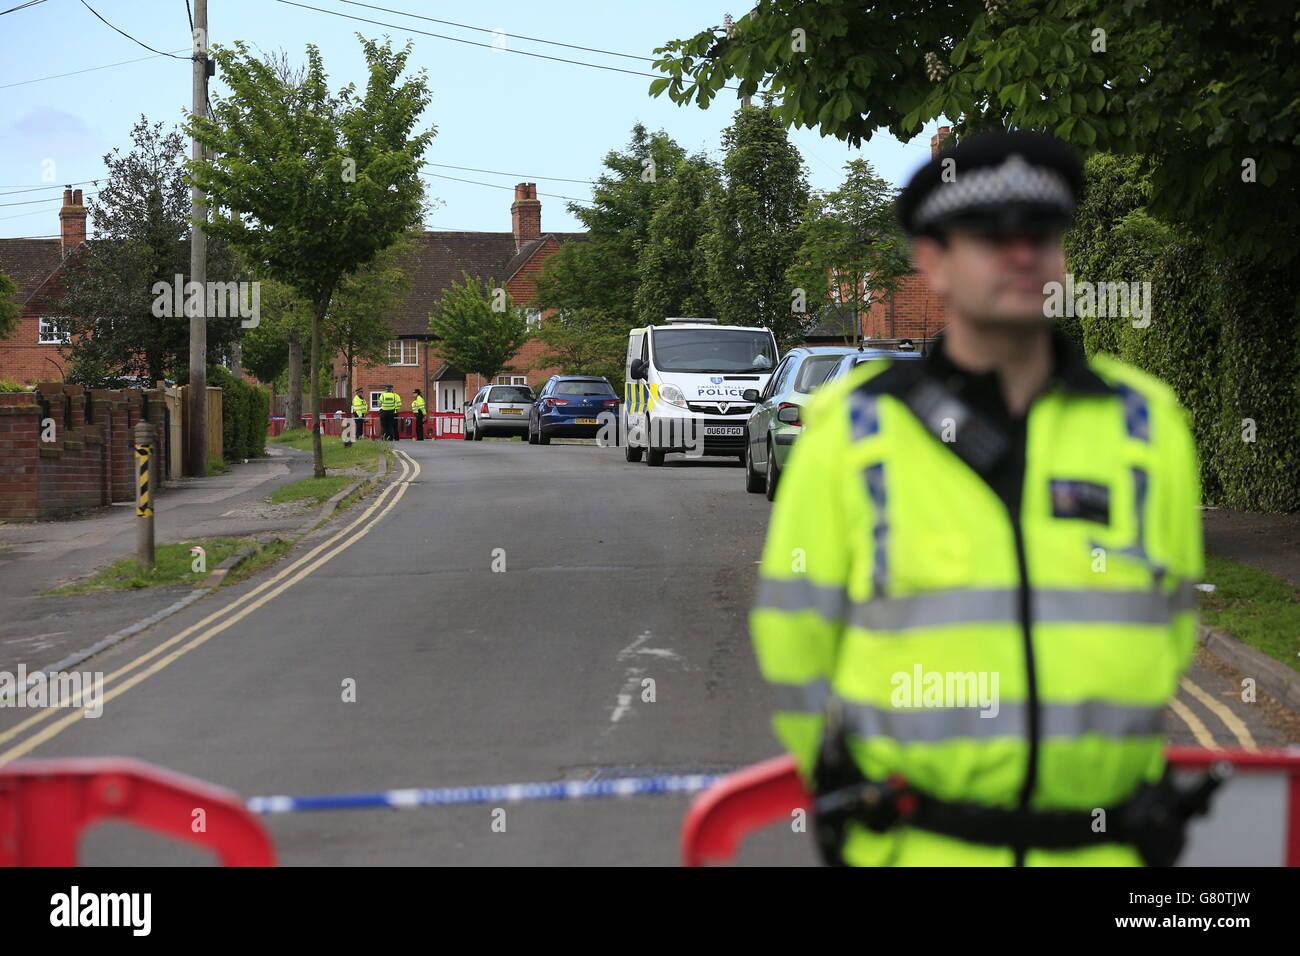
{"left": 134, "top": 421, "right": 155, "bottom": 570}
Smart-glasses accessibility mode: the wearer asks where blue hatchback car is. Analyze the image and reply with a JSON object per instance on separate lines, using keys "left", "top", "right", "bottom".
{"left": 528, "top": 376, "right": 621, "bottom": 445}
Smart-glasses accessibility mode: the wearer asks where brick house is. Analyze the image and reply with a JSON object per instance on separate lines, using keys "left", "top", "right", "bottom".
{"left": 334, "top": 183, "right": 586, "bottom": 415}
{"left": 805, "top": 128, "right": 951, "bottom": 348}
{"left": 0, "top": 188, "right": 87, "bottom": 385}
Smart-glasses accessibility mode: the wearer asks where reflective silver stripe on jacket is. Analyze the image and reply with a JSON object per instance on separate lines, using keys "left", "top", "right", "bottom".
{"left": 759, "top": 577, "right": 1197, "bottom": 631}
{"left": 771, "top": 678, "right": 832, "bottom": 714}
{"left": 839, "top": 699, "right": 1165, "bottom": 742}
{"left": 754, "top": 577, "right": 848, "bottom": 622}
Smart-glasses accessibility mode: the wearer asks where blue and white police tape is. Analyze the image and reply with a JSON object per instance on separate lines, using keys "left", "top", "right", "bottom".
{"left": 246, "top": 773, "right": 728, "bottom": 814}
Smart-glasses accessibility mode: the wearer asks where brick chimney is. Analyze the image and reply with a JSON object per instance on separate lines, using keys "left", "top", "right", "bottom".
{"left": 59, "top": 187, "right": 87, "bottom": 256}
{"left": 510, "top": 183, "right": 541, "bottom": 250}
{"left": 930, "top": 126, "right": 952, "bottom": 159}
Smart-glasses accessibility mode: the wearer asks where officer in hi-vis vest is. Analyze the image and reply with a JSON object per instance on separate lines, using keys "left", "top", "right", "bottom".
{"left": 351, "top": 388, "right": 368, "bottom": 441}
{"left": 751, "top": 130, "right": 1216, "bottom": 867}
{"left": 411, "top": 389, "right": 427, "bottom": 441}
{"left": 378, "top": 385, "right": 402, "bottom": 441}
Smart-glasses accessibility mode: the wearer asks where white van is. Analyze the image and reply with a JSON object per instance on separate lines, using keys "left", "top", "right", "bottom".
{"left": 622, "top": 318, "right": 779, "bottom": 466}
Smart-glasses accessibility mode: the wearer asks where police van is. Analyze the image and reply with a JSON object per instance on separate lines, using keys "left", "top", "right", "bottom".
{"left": 622, "top": 318, "right": 779, "bottom": 466}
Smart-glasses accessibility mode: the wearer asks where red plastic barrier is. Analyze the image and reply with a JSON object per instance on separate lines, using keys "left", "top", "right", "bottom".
{"left": 0, "top": 757, "right": 276, "bottom": 866}
{"left": 681, "top": 749, "right": 1300, "bottom": 866}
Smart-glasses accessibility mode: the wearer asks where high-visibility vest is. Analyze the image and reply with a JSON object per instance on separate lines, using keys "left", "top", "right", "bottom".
{"left": 411, "top": 394, "right": 426, "bottom": 413}
{"left": 352, "top": 396, "right": 367, "bottom": 416}
{"left": 379, "top": 391, "right": 401, "bottom": 411}
{"left": 751, "top": 352, "right": 1202, "bottom": 866}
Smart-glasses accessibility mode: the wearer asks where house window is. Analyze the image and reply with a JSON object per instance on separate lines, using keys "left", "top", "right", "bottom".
{"left": 387, "top": 339, "right": 418, "bottom": 365}
{"left": 495, "top": 375, "right": 527, "bottom": 386}
{"left": 39, "top": 317, "right": 69, "bottom": 344}
{"left": 525, "top": 307, "right": 542, "bottom": 329}
{"left": 368, "top": 391, "right": 384, "bottom": 411}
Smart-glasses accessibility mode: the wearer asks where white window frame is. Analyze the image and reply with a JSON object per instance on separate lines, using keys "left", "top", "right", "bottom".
{"left": 368, "top": 390, "right": 384, "bottom": 411}
{"left": 495, "top": 375, "right": 528, "bottom": 386}
{"left": 387, "top": 339, "right": 419, "bottom": 366}
{"left": 525, "top": 307, "right": 543, "bottom": 329}
{"left": 39, "top": 316, "right": 69, "bottom": 345}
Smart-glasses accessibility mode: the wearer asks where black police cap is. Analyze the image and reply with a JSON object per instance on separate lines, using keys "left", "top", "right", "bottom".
{"left": 897, "top": 130, "right": 1083, "bottom": 238}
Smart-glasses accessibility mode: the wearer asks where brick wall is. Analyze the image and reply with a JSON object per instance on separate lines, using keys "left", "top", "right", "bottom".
{"left": 0, "top": 385, "right": 162, "bottom": 521}
{"left": 863, "top": 273, "right": 949, "bottom": 340}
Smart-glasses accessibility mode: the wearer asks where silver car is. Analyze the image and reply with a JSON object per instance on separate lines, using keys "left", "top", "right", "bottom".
{"left": 465, "top": 384, "right": 535, "bottom": 440}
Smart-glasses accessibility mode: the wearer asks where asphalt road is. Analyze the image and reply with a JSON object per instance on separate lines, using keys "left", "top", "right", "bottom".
{"left": 0, "top": 438, "right": 1289, "bottom": 866}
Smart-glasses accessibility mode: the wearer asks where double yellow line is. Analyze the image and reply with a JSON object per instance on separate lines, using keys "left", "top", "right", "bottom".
{"left": 0, "top": 449, "right": 420, "bottom": 766}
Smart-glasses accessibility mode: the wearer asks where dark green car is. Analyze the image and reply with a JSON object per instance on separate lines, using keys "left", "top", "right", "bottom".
{"left": 743, "top": 346, "right": 923, "bottom": 500}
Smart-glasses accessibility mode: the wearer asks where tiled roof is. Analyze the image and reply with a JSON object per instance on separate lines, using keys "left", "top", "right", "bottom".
{"left": 389, "top": 230, "right": 586, "bottom": 336}
{"left": 0, "top": 238, "right": 64, "bottom": 305}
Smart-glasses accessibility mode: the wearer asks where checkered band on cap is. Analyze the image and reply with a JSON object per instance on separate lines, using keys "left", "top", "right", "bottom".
{"left": 914, "top": 153, "right": 1073, "bottom": 229}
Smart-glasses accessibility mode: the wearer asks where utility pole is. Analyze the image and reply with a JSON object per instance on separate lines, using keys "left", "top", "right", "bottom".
{"left": 187, "top": 0, "right": 209, "bottom": 476}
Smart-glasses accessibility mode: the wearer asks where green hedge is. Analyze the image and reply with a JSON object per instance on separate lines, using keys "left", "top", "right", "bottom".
{"left": 1067, "top": 154, "right": 1300, "bottom": 512}
{"left": 208, "top": 365, "right": 269, "bottom": 461}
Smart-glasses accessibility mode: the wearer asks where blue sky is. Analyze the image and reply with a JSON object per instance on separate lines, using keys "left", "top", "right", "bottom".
{"left": 1, "top": 0, "right": 945, "bottom": 240}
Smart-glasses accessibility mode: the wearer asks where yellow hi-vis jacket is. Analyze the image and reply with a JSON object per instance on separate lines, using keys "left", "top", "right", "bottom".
{"left": 351, "top": 395, "right": 368, "bottom": 416}
{"left": 751, "top": 352, "right": 1202, "bottom": 866}
{"left": 379, "top": 391, "right": 401, "bottom": 411}
{"left": 411, "top": 394, "right": 426, "bottom": 413}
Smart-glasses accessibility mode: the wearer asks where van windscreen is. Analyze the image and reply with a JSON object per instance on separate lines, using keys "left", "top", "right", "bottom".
{"left": 651, "top": 329, "right": 776, "bottom": 373}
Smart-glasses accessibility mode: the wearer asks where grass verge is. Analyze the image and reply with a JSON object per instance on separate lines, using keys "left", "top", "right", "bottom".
{"left": 270, "top": 475, "right": 353, "bottom": 506}
{"left": 270, "top": 430, "right": 387, "bottom": 470}
{"left": 223, "top": 537, "right": 294, "bottom": 587}
{"left": 1199, "top": 555, "right": 1300, "bottom": 673}
{"left": 44, "top": 538, "right": 245, "bottom": 594}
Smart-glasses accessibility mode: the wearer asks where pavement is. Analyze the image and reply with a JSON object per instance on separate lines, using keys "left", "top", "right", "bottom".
{"left": 0, "top": 437, "right": 1293, "bottom": 866}
{"left": 0, "top": 445, "right": 320, "bottom": 676}
{"left": 1202, "top": 506, "right": 1300, "bottom": 587}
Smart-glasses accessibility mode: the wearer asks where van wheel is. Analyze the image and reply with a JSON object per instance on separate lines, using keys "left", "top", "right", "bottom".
{"left": 645, "top": 418, "right": 665, "bottom": 467}
{"left": 744, "top": 441, "right": 765, "bottom": 493}
{"left": 625, "top": 438, "right": 643, "bottom": 462}
{"left": 764, "top": 440, "right": 781, "bottom": 501}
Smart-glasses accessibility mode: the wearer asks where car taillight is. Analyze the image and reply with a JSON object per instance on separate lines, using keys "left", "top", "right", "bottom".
{"left": 601, "top": 400, "right": 620, "bottom": 406}
{"left": 778, "top": 402, "right": 802, "bottom": 427}
{"left": 480, "top": 403, "right": 489, "bottom": 413}
{"left": 545, "top": 398, "right": 569, "bottom": 407}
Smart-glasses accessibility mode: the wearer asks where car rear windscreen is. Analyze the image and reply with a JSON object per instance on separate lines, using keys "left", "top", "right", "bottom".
{"left": 793, "top": 355, "right": 842, "bottom": 393}
{"left": 555, "top": 381, "right": 615, "bottom": 396}
{"left": 490, "top": 387, "right": 534, "bottom": 403}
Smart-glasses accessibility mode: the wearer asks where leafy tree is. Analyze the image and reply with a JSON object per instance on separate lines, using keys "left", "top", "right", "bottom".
{"left": 634, "top": 154, "right": 720, "bottom": 324}
{"left": 651, "top": 1, "right": 1299, "bottom": 264}
{"left": 429, "top": 273, "right": 529, "bottom": 383}
{"left": 706, "top": 103, "right": 809, "bottom": 346}
{"left": 787, "top": 158, "right": 911, "bottom": 346}
{"left": 0, "top": 271, "right": 19, "bottom": 341}
{"left": 327, "top": 235, "right": 411, "bottom": 396}
{"left": 534, "top": 124, "right": 688, "bottom": 324}
{"left": 239, "top": 278, "right": 313, "bottom": 430}
{"left": 189, "top": 38, "right": 434, "bottom": 477}
{"left": 52, "top": 117, "right": 240, "bottom": 387}
{"left": 530, "top": 308, "right": 627, "bottom": 388}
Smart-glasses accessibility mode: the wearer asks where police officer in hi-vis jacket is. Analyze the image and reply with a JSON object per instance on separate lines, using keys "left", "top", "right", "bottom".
{"left": 751, "top": 130, "right": 1212, "bottom": 867}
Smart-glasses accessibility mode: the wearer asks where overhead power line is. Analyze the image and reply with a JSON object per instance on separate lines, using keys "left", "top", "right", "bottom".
{"left": 0, "top": 179, "right": 100, "bottom": 197}
{"left": 76, "top": 0, "right": 190, "bottom": 58}
{"left": 0, "top": 49, "right": 191, "bottom": 90}
{"left": 420, "top": 172, "right": 591, "bottom": 205}
{"left": 273, "top": 0, "right": 669, "bottom": 82}
{"left": 424, "top": 162, "right": 594, "bottom": 185}
{"left": 0, "top": 0, "right": 50, "bottom": 15}
{"left": 332, "top": 0, "right": 655, "bottom": 63}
